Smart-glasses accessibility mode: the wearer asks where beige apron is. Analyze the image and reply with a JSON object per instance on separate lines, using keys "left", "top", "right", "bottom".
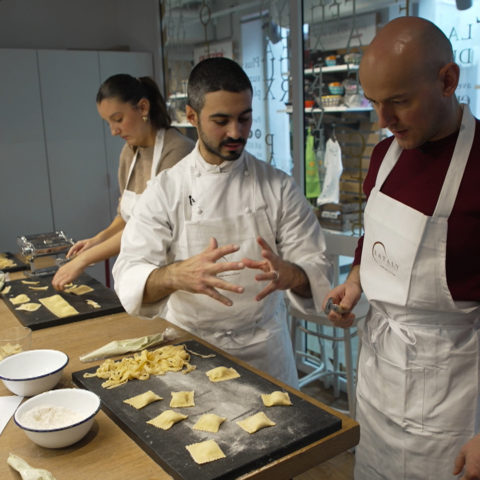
{"left": 356, "top": 105, "right": 480, "bottom": 479}
{"left": 165, "top": 154, "right": 298, "bottom": 387}
{"left": 119, "top": 129, "right": 165, "bottom": 222}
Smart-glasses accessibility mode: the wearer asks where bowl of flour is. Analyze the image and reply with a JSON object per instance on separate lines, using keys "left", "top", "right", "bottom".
{"left": 14, "top": 388, "right": 101, "bottom": 448}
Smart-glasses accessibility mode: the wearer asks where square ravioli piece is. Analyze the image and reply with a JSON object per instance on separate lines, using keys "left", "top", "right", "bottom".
{"left": 147, "top": 410, "right": 187, "bottom": 430}
{"left": 206, "top": 366, "right": 240, "bottom": 382}
{"left": 170, "top": 390, "right": 195, "bottom": 408}
{"left": 236, "top": 411, "right": 276, "bottom": 434}
{"left": 186, "top": 439, "right": 226, "bottom": 464}
{"left": 193, "top": 413, "right": 226, "bottom": 433}
{"left": 261, "top": 391, "right": 293, "bottom": 407}
{"left": 39, "top": 294, "right": 79, "bottom": 317}
{"left": 124, "top": 390, "right": 163, "bottom": 409}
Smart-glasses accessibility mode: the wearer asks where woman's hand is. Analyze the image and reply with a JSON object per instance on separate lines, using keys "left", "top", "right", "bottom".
{"left": 51, "top": 256, "right": 86, "bottom": 290}
{"left": 66, "top": 238, "right": 97, "bottom": 258}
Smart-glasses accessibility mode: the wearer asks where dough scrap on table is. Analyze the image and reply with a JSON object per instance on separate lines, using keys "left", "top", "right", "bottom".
{"left": 192, "top": 413, "right": 226, "bottom": 433}
{"left": 28, "top": 286, "right": 49, "bottom": 291}
{"left": 123, "top": 390, "right": 163, "bottom": 409}
{"left": 186, "top": 439, "right": 226, "bottom": 464}
{"left": 147, "top": 410, "right": 187, "bottom": 430}
{"left": 0, "top": 257, "right": 15, "bottom": 269}
{"left": 261, "top": 391, "right": 293, "bottom": 407}
{"left": 21, "top": 280, "right": 39, "bottom": 285}
{"left": 10, "top": 294, "right": 30, "bottom": 305}
{"left": 86, "top": 299, "right": 101, "bottom": 309}
{"left": 16, "top": 302, "right": 42, "bottom": 312}
{"left": 170, "top": 391, "right": 195, "bottom": 408}
{"left": 206, "top": 366, "right": 240, "bottom": 382}
{"left": 1, "top": 285, "right": 11, "bottom": 294}
{"left": 236, "top": 411, "right": 276, "bottom": 434}
{"left": 39, "top": 294, "right": 79, "bottom": 318}
{"left": 64, "top": 284, "right": 94, "bottom": 295}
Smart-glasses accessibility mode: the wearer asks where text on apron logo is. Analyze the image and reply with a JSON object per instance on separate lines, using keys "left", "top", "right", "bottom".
{"left": 372, "top": 241, "right": 399, "bottom": 275}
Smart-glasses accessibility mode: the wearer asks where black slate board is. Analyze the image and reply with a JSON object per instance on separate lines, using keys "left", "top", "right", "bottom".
{"left": 0, "top": 252, "right": 28, "bottom": 272}
{"left": 72, "top": 340, "right": 342, "bottom": 480}
{"left": 1, "top": 272, "right": 124, "bottom": 330}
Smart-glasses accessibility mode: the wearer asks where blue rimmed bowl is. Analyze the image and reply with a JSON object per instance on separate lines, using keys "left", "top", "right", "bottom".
{"left": 14, "top": 388, "right": 101, "bottom": 448}
{"left": 0, "top": 349, "right": 68, "bottom": 396}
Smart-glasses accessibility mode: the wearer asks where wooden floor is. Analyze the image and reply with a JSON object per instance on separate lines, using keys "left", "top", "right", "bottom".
{"left": 293, "top": 380, "right": 355, "bottom": 480}
{"left": 294, "top": 451, "right": 354, "bottom": 480}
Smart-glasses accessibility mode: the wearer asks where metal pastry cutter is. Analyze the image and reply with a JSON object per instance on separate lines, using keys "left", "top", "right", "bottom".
{"left": 324, "top": 297, "right": 348, "bottom": 315}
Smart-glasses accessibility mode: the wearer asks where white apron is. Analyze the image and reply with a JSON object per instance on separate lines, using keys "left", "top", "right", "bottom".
{"left": 165, "top": 154, "right": 299, "bottom": 387}
{"left": 356, "top": 105, "right": 480, "bottom": 479}
{"left": 119, "top": 129, "right": 165, "bottom": 221}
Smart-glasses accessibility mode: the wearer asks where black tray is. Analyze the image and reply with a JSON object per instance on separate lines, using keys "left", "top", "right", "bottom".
{"left": 73, "top": 340, "right": 342, "bottom": 480}
{"left": 1, "top": 272, "right": 124, "bottom": 330}
{"left": 0, "top": 252, "right": 28, "bottom": 272}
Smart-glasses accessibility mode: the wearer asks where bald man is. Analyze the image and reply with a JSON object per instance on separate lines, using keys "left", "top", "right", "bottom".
{"left": 322, "top": 17, "right": 480, "bottom": 480}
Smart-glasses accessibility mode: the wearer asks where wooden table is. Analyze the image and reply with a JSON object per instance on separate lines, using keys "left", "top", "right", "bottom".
{"left": 0, "top": 290, "right": 359, "bottom": 480}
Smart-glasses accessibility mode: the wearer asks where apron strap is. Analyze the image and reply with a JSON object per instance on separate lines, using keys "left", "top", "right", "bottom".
{"left": 124, "top": 128, "right": 165, "bottom": 191}
{"left": 433, "top": 104, "right": 475, "bottom": 218}
{"left": 371, "top": 104, "right": 475, "bottom": 220}
{"left": 374, "top": 139, "right": 403, "bottom": 189}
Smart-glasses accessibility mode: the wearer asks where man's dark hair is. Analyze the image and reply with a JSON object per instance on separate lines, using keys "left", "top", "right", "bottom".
{"left": 187, "top": 57, "right": 253, "bottom": 112}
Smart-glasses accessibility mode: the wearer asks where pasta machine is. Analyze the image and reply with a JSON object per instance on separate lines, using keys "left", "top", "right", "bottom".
{"left": 16, "top": 231, "right": 74, "bottom": 276}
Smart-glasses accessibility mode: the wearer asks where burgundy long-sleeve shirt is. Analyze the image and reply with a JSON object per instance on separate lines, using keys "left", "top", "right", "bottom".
{"left": 353, "top": 118, "right": 480, "bottom": 301}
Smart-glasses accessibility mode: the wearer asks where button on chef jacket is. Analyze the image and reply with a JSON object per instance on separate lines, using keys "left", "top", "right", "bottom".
{"left": 113, "top": 143, "right": 332, "bottom": 387}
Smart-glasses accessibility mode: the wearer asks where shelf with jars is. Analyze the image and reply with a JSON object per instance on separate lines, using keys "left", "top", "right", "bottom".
{"left": 304, "top": 53, "right": 371, "bottom": 115}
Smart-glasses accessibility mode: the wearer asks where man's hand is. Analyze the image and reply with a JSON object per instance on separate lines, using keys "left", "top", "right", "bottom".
{"left": 144, "top": 237, "right": 245, "bottom": 306}
{"left": 241, "top": 236, "right": 311, "bottom": 302}
{"left": 322, "top": 265, "right": 362, "bottom": 328}
{"left": 453, "top": 434, "right": 480, "bottom": 479}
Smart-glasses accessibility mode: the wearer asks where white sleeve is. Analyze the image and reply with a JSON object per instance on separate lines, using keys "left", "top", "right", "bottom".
{"left": 112, "top": 176, "right": 174, "bottom": 318}
{"left": 276, "top": 175, "right": 333, "bottom": 315}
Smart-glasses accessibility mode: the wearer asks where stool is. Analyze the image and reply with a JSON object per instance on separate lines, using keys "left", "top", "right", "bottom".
{"left": 290, "top": 230, "right": 369, "bottom": 418}
{"left": 290, "top": 297, "right": 369, "bottom": 418}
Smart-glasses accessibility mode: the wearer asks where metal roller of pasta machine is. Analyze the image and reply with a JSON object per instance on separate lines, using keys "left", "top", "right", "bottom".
{"left": 17, "top": 231, "right": 74, "bottom": 276}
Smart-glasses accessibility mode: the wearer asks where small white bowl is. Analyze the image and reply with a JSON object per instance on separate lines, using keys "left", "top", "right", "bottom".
{"left": 0, "top": 349, "right": 68, "bottom": 396}
{"left": 14, "top": 388, "right": 101, "bottom": 448}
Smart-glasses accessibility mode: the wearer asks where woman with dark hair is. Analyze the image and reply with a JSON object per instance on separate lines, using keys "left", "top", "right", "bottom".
{"left": 52, "top": 74, "right": 194, "bottom": 290}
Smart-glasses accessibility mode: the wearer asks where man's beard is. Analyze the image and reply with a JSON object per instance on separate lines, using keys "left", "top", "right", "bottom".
{"left": 199, "top": 131, "right": 246, "bottom": 162}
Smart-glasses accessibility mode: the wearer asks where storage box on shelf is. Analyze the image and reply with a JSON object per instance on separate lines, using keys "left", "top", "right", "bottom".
{"left": 314, "top": 202, "right": 364, "bottom": 233}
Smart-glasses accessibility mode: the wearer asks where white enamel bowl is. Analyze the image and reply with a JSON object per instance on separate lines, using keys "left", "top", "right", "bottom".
{"left": 14, "top": 388, "right": 101, "bottom": 448}
{"left": 0, "top": 349, "right": 69, "bottom": 396}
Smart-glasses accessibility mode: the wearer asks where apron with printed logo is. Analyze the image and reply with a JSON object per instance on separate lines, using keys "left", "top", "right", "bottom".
{"left": 119, "top": 129, "right": 165, "bottom": 222}
{"left": 356, "top": 105, "right": 480, "bottom": 479}
{"left": 165, "top": 153, "right": 298, "bottom": 387}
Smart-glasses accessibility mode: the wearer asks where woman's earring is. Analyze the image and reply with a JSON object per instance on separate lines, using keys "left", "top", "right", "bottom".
{"left": 142, "top": 115, "right": 148, "bottom": 122}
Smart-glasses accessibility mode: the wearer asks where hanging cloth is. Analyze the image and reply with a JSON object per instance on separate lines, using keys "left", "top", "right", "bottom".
{"left": 317, "top": 136, "right": 342, "bottom": 205}
{"left": 305, "top": 128, "right": 321, "bottom": 199}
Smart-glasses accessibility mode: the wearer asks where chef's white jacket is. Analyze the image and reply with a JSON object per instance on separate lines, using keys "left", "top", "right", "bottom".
{"left": 113, "top": 144, "right": 332, "bottom": 320}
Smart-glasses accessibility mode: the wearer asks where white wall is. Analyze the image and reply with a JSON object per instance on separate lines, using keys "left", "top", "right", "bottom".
{"left": 0, "top": 0, "right": 164, "bottom": 90}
